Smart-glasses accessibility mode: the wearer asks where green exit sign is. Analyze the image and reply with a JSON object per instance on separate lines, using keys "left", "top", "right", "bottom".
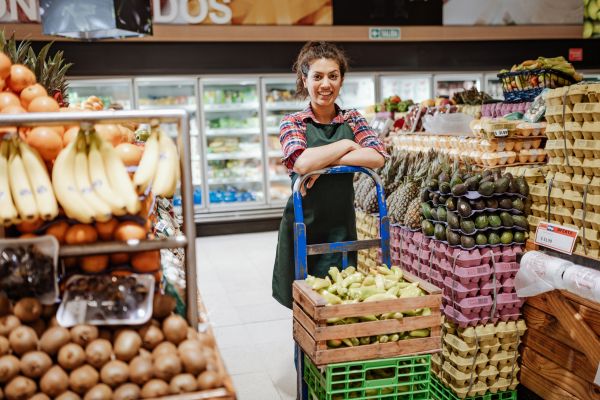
{"left": 369, "top": 27, "right": 401, "bottom": 40}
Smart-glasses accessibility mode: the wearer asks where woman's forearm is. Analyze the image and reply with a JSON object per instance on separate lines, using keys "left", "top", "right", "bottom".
{"left": 293, "top": 139, "right": 356, "bottom": 175}
{"left": 333, "top": 147, "right": 385, "bottom": 169}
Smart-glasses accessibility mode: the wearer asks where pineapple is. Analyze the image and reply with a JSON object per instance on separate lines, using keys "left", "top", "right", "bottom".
{"left": 364, "top": 186, "right": 378, "bottom": 214}
{"left": 403, "top": 197, "right": 422, "bottom": 229}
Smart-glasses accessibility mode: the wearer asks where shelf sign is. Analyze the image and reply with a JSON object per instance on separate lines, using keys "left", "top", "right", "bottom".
{"left": 369, "top": 27, "right": 401, "bottom": 40}
{"left": 493, "top": 129, "right": 509, "bottom": 138}
{"left": 535, "top": 222, "right": 578, "bottom": 255}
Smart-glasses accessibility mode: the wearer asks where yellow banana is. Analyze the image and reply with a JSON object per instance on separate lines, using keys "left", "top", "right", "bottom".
{"left": 52, "top": 135, "right": 96, "bottom": 223}
{"left": 0, "top": 141, "right": 19, "bottom": 225}
{"left": 99, "top": 137, "right": 140, "bottom": 215}
{"left": 133, "top": 130, "right": 160, "bottom": 193}
{"left": 88, "top": 135, "right": 127, "bottom": 216}
{"left": 73, "top": 135, "right": 112, "bottom": 222}
{"left": 152, "top": 131, "right": 179, "bottom": 198}
{"left": 18, "top": 141, "right": 58, "bottom": 221}
{"left": 8, "top": 141, "right": 39, "bottom": 221}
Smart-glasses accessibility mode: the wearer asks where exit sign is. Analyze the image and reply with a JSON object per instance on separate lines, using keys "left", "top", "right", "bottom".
{"left": 369, "top": 27, "right": 401, "bottom": 40}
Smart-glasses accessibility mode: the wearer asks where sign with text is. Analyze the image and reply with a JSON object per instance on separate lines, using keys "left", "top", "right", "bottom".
{"left": 534, "top": 221, "right": 578, "bottom": 255}
{"left": 369, "top": 27, "right": 401, "bottom": 40}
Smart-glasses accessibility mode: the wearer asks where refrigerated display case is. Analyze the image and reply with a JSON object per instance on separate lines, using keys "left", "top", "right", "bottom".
{"left": 434, "top": 73, "right": 483, "bottom": 98}
{"left": 200, "top": 77, "right": 265, "bottom": 208}
{"left": 484, "top": 73, "right": 504, "bottom": 100}
{"left": 67, "top": 78, "right": 134, "bottom": 109}
{"left": 338, "top": 74, "right": 376, "bottom": 115}
{"left": 379, "top": 74, "right": 433, "bottom": 103}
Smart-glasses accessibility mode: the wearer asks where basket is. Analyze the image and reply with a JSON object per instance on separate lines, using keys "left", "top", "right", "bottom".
{"left": 497, "top": 69, "right": 579, "bottom": 103}
{"left": 430, "top": 375, "right": 517, "bottom": 400}
{"left": 305, "top": 354, "right": 431, "bottom": 400}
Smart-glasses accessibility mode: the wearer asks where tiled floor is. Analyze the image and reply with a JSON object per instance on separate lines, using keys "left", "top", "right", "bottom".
{"left": 196, "top": 231, "right": 296, "bottom": 400}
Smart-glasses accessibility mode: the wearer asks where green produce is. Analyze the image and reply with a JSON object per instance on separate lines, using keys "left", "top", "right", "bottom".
{"left": 512, "top": 215, "right": 528, "bottom": 229}
{"left": 501, "top": 231, "right": 514, "bottom": 244}
{"left": 495, "top": 177, "right": 509, "bottom": 194}
{"left": 457, "top": 198, "right": 472, "bottom": 218}
{"left": 460, "top": 219, "right": 476, "bottom": 234}
{"left": 439, "top": 195, "right": 448, "bottom": 205}
{"left": 516, "top": 176, "right": 529, "bottom": 196}
{"left": 499, "top": 198, "right": 513, "bottom": 209}
{"left": 475, "top": 233, "right": 488, "bottom": 246}
{"left": 488, "top": 214, "right": 502, "bottom": 228}
{"left": 428, "top": 179, "right": 439, "bottom": 191}
{"left": 478, "top": 182, "right": 495, "bottom": 196}
{"left": 450, "top": 174, "right": 463, "bottom": 188}
{"left": 421, "top": 203, "right": 433, "bottom": 220}
{"left": 488, "top": 232, "right": 501, "bottom": 245}
{"left": 422, "top": 220, "right": 434, "bottom": 236}
{"left": 475, "top": 215, "right": 489, "bottom": 229}
{"left": 486, "top": 198, "right": 499, "bottom": 209}
{"left": 447, "top": 211, "right": 460, "bottom": 229}
{"left": 434, "top": 224, "right": 446, "bottom": 240}
{"left": 439, "top": 182, "right": 451, "bottom": 194}
{"left": 420, "top": 190, "right": 429, "bottom": 202}
{"left": 471, "top": 199, "right": 486, "bottom": 210}
{"left": 451, "top": 183, "right": 468, "bottom": 196}
{"left": 514, "top": 231, "right": 526, "bottom": 243}
{"left": 446, "top": 197, "right": 456, "bottom": 211}
{"left": 461, "top": 236, "right": 475, "bottom": 249}
{"left": 429, "top": 208, "right": 438, "bottom": 221}
{"left": 500, "top": 212, "right": 513, "bottom": 227}
{"left": 465, "top": 176, "right": 481, "bottom": 191}
{"left": 447, "top": 229, "right": 461, "bottom": 246}
{"left": 508, "top": 177, "right": 519, "bottom": 194}
{"left": 432, "top": 194, "right": 440, "bottom": 207}
{"left": 512, "top": 198, "right": 525, "bottom": 212}
{"left": 437, "top": 207, "right": 447, "bottom": 223}
{"left": 438, "top": 171, "right": 450, "bottom": 183}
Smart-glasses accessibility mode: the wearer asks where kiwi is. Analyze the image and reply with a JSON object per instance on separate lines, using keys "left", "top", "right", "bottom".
{"left": 5, "top": 376, "right": 37, "bottom": 400}
{"left": 100, "top": 360, "right": 129, "bottom": 388}
{"left": 114, "top": 330, "right": 142, "bottom": 362}
{"left": 129, "top": 355, "right": 154, "bottom": 385}
{"left": 153, "top": 294, "right": 176, "bottom": 320}
{"left": 70, "top": 325, "right": 98, "bottom": 347}
{"left": 0, "top": 336, "right": 9, "bottom": 355}
{"left": 186, "top": 328, "right": 200, "bottom": 341}
{"left": 141, "top": 379, "right": 169, "bottom": 398}
{"left": 162, "top": 315, "right": 188, "bottom": 345}
{"left": 139, "top": 324, "right": 164, "bottom": 350}
{"left": 170, "top": 373, "right": 198, "bottom": 394}
{"left": 197, "top": 370, "right": 223, "bottom": 390}
{"left": 85, "top": 339, "right": 112, "bottom": 369}
{"left": 196, "top": 333, "right": 215, "bottom": 348}
{"left": 178, "top": 342, "right": 207, "bottom": 375}
{"left": 13, "top": 298, "right": 42, "bottom": 323}
{"left": 20, "top": 351, "right": 52, "bottom": 378}
{"left": 69, "top": 365, "right": 99, "bottom": 394}
{"left": 0, "top": 355, "right": 20, "bottom": 383}
{"left": 83, "top": 384, "right": 113, "bottom": 400}
{"left": 0, "top": 316, "right": 21, "bottom": 337}
{"left": 26, "top": 319, "right": 46, "bottom": 338}
{"left": 56, "top": 391, "right": 81, "bottom": 400}
{"left": 9, "top": 326, "right": 38, "bottom": 356}
{"left": 41, "top": 366, "right": 69, "bottom": 397}
{"left": 154, "top": 353, "right": 182, "bottom": 381}
{"left": 152, "top": 342, "right": 177, "bottom": 359}
{"left": 40, "top": 326, "right": 71, "bottom": 356}
{"left": 114, "top": 383, "right": 141, "bottom": 400}
{"left": 58, "top": 343, "right": 86, "bottom": 371}
{"left": 30, "top": 394, "right": 51, "bottom": 400}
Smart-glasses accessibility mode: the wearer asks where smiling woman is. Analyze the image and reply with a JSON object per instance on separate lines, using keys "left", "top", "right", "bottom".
{"left": 272, "top": 41, "right": 388, "bottom": 309}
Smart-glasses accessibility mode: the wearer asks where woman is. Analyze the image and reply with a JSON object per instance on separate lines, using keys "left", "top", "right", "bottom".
{"left": 272, "top": 41, "right": 387, "bottom": 309}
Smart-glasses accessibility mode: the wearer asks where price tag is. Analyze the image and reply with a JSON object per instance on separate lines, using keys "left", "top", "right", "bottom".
{"left": 493, "top": 129, "right": 509, "bottom": 138}
{"left": 155, "top": 220, "right": 169, "bottom": 233}
{"left": 535, "top": 222, "right": 578, "bottom": 254}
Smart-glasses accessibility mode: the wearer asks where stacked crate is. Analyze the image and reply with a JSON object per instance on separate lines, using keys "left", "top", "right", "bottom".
{"left": 355, "top": 209, "right": 382, "bottom": 268}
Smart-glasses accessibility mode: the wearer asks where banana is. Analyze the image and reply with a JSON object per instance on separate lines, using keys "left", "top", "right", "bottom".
{"left": 152, "top": 131, "right": 179, "bottom": 198}
{"left": 73, "top": 135, "right": 112, "bottom": 222}
{"left": 18, "top": 141, "right": 59, "bottom": 221}
{"left": 99, "top": 136, "right": 140, "bottom": 215}
{"left": 8, "top": 141, "right": 39, "bottom": 221}
{"left": 52, "top": 135, "right": 96, "bottom": 223}
{"left": 88, "top": 135, "right": 127, "bottom": 216}
{"left": 0, "top": 141, "right": 19, "bottom": 225}
{"left": 133, "top": 130, "right": 160, "bottom": 193}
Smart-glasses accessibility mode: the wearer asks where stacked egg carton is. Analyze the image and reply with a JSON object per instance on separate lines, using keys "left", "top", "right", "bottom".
{"left": 356, "top": 209, "right": 382, "bottom": 269}
{"left": 531, "top": 83, "right": 600, "bottom": 258}
{"left": 431, "top": 319, "right": 526, "bottom": 399}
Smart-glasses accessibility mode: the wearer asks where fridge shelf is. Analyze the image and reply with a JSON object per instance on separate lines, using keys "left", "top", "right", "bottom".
{"left": 206, "top": 128, "right": 260, "bottom": 136}
{"left": 265, "top": 102, "right": 306, "bottom": 111}
{"left": 266, "top": 127, "right": 280, "bottom": 134}
{"left": 270, "top": 175, "right": 291, "bottom": 182}
{"left": 204, "top": 103, "right": 259, "bottom": 112}
{"left": 268, "top": 150, "right": 283, "bottom": 158}
{"left": 207, "top": 152, "right": 262, "bottom": 161}
{"left": 208, "top": 177, "right": 263, "bottom": 185}
{"left": 139, "top": 104, "right": 197, "bottom": 112}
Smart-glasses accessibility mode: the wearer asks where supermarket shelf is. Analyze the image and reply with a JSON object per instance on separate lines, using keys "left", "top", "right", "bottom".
{"left": 139, "top": 104, "right": 197, "bottom": 112}
{"left": 206, "top": 128, "right": 260, "bottom": 136}
{"left": 60, "top": 237, "right": 188, "bottom": 257}
{"left": 268, "top": 150, "right": 283, "bottom": 158}
{"left": 208, "top": 177, "right": 263, "bottom": 185}
{"left": 207, "top": 152, "right": 261, "bottom": 160}
{"left": 265, "top": 102, "right": 306, "bottom": 111}
{"left": 270, "top": 175, "right": 291, "bottom": 182}
{"left": 204, "top": 103, "right": 258, "bottom": 112}
{"left": 266, "top": 127, "right": 279, "bottom": 134}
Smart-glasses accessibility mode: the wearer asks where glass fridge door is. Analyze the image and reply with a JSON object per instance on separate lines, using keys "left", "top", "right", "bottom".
{"left": 134, "top": 77, "right": 203, "bottom": 209}
{"left": 484, "top": 73, "right": 504, "bottom": 100}
{"left": 200, "top": 77, "right": 265, "bottom": 208}
{"left": 379, "top": 74, "right": 433, "bottom": 104}
{"left": 434, "top": 74, "right": 483, "bottom": 98}
{"left": 338, "top": 74, "right": 376, "bottom": 115}
{"left": 262, "top": 76, "right": 305, "bottom": 205}
{"left": 66, "top": 78, "right": 134, "bottom": 110}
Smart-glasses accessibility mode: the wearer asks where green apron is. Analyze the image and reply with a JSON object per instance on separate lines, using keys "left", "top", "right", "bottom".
{"left": 272, "top": 121, "right": 357, "bottom": 309}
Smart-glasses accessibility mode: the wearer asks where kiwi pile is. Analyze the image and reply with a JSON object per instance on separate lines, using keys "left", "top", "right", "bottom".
{"left": 421, "top": 169, "right": 531, "bottom": 248}
{"left": 0, "top": 294, "right": 223, "bottom": 400}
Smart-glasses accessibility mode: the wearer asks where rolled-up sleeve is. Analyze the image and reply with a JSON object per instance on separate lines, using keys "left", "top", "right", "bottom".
{"left": 279, "top": 114, "right": 307, "bottom": 170}
{"left": 346, "top": 109, "right": 389, "bottom": 158}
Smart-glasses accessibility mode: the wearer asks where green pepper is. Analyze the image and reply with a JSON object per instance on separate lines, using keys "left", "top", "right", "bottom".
{"left": 362, "top": 276, "right": 375, "bottom": 286}
{"left": 311, "top": 277, "right": 331, "bottom": 291}
{"left": 364, "top": 293, "right": 397, "bottom": 303}
{"left": 318, "top": 289, "right": 341, "bottom": 305}
{"left": 377, "top": 266, "right": 392, "bottom": 275}
{"left": 409, "top": 328, "right": 431, "bottom": 338}
{"left": 386, "top": 285, "right": 400, "bottom": 297}
{"left": 342, "top": 272, "right": 364, "bottom": 288}
{"left": 342, "top": 338, "right": 354, "bottom": 347}
{"left": 359, "top": 337, "right": 371, "bottom": 345}
{"left": 359, "top": 315, "right": 377, "bottom": 322}
{"left": 350, "top": 337, "right": 360, "bottom": 346}
{"left": 378, "top": 335, "right": 389, "bottom": 343}
{"left": 327, "top": 339, "right": 342, "bottom": 348}
{"left": 389, "top": 334, "right": 400, "bottom": 342}
{"left": 348, "top": 286, "right": 384, "bottom": 301}
{"left": 328, "top": 267, "right": 341, "bottom": 284}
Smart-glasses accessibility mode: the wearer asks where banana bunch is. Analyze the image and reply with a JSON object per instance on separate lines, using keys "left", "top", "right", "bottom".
{"left": 133, "top": 127, "right": 180, "bottom": 198}
{"left": 52, "top": 127, "right": 140, "bottom": 224}
{"left": 0, "top": 139, "right": 58, "bottom": 226}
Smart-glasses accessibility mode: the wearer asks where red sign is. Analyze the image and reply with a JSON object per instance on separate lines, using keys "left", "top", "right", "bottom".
{"left": 569, "top": 48, "right": 583, "bottom": 62}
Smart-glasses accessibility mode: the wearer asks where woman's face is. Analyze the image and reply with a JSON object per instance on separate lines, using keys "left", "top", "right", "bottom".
{"left": 303, "top": 58, "right": 343, "bottom": 108}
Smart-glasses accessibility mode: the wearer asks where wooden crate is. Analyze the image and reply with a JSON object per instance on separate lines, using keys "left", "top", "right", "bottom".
{"left": 521, "top": 290, "right": 600, "bottom": 400}
{"left": 293, "top": 270, "right": 442, "bottom": 367}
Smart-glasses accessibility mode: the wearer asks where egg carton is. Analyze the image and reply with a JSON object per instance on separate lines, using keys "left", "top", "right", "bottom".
{"left": 567, "top": 84, "right": 590, "bottom": 104}
{"left": 573, "top": 244, "right": 600, "bottom": 259}
{"left": 573, "top": 102, "right": 600, "bottom": 123}
{"left": 588, "top": 84, "right": 600, "bottom": 102}
{"left": 516, "top": 149, "right": 546, "bottom": 163}
{"left": 438, "top": 260, "right": 519, "bottom": 284}
{"left": 573, "top": 139, "right": 600, "bottom": 159}
{"left": 582, "top": 121, "right": 600, "bottom": 140}
{"left": 545, "top": 139, "right": 574, "bottom": 158}
{"left": 443, "top": 276, "right": 515, "bottom": 301}
{"left": 443, "top": 292, "right": 523, "bottom": 315}
{"left": 444, "top": 305, "right": 521, "bottom": 328}
{"left": 444, "top": 333, "right": 504, "bottom": 358}
{"left": 544, "top": 86, "right": 570, "bottom": 107}
{"left": 446, "top": 246, "right": 523, "bottom": 265}
{"left": 442, "top": 362, "right": 498, "bottom": 386}
{"left": 440, "top": 364, "right": 520, "bottom": 395}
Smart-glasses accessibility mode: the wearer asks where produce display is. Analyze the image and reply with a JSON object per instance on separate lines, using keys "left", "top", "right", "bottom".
{"left": 374, "top": 95, "right": 414, "bottom": 113}
{"left": 584, "top": 0, "right": 600, "bottom": 38}
{"left": 0, "top": 244, "right": 56, "bottom": 302}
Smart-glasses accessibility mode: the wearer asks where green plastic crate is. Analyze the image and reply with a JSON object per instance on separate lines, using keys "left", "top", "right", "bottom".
{"left": 304, "top": 354, "right": 431, "bottom": 400}
{"left": 430, "top": 374, "right": 517, "bottom": 400}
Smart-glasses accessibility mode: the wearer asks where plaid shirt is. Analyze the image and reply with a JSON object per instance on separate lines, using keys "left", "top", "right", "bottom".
{"left": 279, "top": 104, "right": 388, "bottom": 171}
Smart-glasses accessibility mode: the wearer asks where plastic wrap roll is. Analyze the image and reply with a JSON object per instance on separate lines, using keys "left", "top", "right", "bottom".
{"left": 515, "top": 251, "right": 573, "bottom": 297}
{"left": 562, "top": 265, "right": 600, "bottom": 303}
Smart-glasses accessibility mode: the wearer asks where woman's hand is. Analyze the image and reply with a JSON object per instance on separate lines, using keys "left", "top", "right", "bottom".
{"left": 300, "top": 174, "right": 320, "bottom": 197}
{"left": 331, "top": 147, "right": 385, "bottom": 169}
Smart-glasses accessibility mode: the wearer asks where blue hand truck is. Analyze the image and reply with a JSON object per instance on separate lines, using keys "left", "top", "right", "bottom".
{"left": 292, "top": 165, "right": 391, "bottom": 400}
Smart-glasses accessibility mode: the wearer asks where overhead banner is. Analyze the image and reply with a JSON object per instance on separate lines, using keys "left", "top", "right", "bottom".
{"left": 0, "top": 0, "right": 333, "bottom": 25}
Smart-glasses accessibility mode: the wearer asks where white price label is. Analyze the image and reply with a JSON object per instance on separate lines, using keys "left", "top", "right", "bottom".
{"left": 535, "top": 222, "right": 578, "bottom": 254}
{"left": 493, "top": 129, "right": 509, "bottom": 137}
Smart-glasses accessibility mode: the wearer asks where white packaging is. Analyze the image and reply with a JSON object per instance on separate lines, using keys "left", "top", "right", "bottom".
{"left": 515, "top": 251, "right": 573, "bottom": 297}
{"left": 562, "top": 265, "right": 600, "bottom": 303}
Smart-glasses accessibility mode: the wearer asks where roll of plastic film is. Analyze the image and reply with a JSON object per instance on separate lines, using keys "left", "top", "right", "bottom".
{"left": 516, "top": 251, "right": 573, "bottom": 296}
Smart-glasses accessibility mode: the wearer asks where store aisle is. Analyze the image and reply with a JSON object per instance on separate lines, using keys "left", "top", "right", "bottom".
{"left": 196, "top": 231, "right": 295, "bottom": 400}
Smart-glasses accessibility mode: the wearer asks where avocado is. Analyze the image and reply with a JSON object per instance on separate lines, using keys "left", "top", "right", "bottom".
{"left": 429, "top": 192, "right": 436, "bottom": 201}
{"left": 514, "top": 231, "right": 526, "bottom": 243}
{"left": 504, "top": 172, "right": 514, "bottom": 180}
{"left": 422, "top": 220, "right": 435, "bottom": 237}
{"left": 432, "top": 194, "right": 440, "bottom": 206}
{"left": 461, "top": 235, "right": 476, "bottom": 249}
{"left": 461, "top": 219, "right": 476, "bottom": 234}
{"left": 488, "top": 214, "right": 502, "bottom": 228}
{"left": 516, "top": 177, "right": 529, "bottom": 196}
{"left": 450, "top": 174, "right": 463, "bottom": 188}
{"left": 428, "top": 179, "right": 439, "bottom": 191}
{"left": 421, "top": 203, "right": 433, "bottom": 220}
{"left": 485, "top": 198, "right": 499, "bottom": 209}
{"left": 465, "top": 175, "right": 482, "bottom": 191}
{"left": 500, "top": 231, "right": 514, "bottom": 244}
{"left": 480, "top": 176, "right": 494, "bottom": 185}
{"left": 478, "top": 181, "right": 495, "bottom": 196}
{"left": 437, "top": 207, "right": 447, "bottom": 223}
{"left": 447, "top": 211, "right": 461, "bottom": 229}
{"left": 421, "top": 190, "right": 430, "bottom": 202}
{"left": 457, "top": 198, "right": 473, "bottom": 218}
{"left": 434, "top": 224, "right": 447, "bottom": 241}
{"left": 500, "top": 212, "right": 514, "bottom": 227}
{"left": 508, "top": 177, "right": 519, "bottom": 193}
{"left": 495, "top": 177, "right": 510, "bottom": 194}
{"left": 471, "top": 199, "right": 486, "bottom": 210}
{"left": 438, "top": 172, "right": 450, "bottom": 183}
{"left": 475, "top": 233, "right": 488, "bottom": 246}
{"left": 446, "top": 197, "right": 457, "bottom": 211}
{"left": 493, "top": 170, "right": 503, "bottom": 181}
{"left": 512, "top": 215, "right": 528, "bottom": 229}
{"left": 512, "top": 198, "right": 525, "bottom": 212}
{"left": 451, "top": 183, "right": 468, "bottom": 197}
{"left": 499, "top": 198, "right": 513, "bottom": 209}
{"left": 483, "top": 170, "right": 493, "bottom": 178}
{"left": 488, "top": 232, "right": 501, "bottom": 245}
{"left": 440, "top": 182, "right": 451, "bottom": 194}
{"left": 439, "top": 195, "right": 448, "bottom": 205}
{"left": 447, "top": 229, "right": 461, "bottom": 246}
{"left": 429, "top": 208, "right": 438, "bottom": 221}
{"left": 475, "top": 215, "right": 489, "bottom": 229}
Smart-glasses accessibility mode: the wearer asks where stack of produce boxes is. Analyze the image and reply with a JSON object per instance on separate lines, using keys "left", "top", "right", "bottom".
{"left": 355, "top": 210, "right": 382, "bottom": 269}
{"left": 529, "top": 83, "right": 600, "bottom": 259}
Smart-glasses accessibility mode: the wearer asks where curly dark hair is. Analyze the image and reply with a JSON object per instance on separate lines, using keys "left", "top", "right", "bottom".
{"left": 293, "top": 41, "right": 349, "bottom": 99}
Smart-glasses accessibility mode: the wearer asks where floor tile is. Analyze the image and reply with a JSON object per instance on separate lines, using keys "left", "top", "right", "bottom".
{"left": 219, "top": 345, "right": 265, "bottom": 376}
{"left": 212, "top": 324, "right": 251, "bottom": 349}
{"left": 231, "top": 372, "right": 282, "bottom": 400}
{"left": 235, "top": 301, "right": 292, "bottom": 324}
{"left": 246, "top": 319, "right": 293, "bottom": 345}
